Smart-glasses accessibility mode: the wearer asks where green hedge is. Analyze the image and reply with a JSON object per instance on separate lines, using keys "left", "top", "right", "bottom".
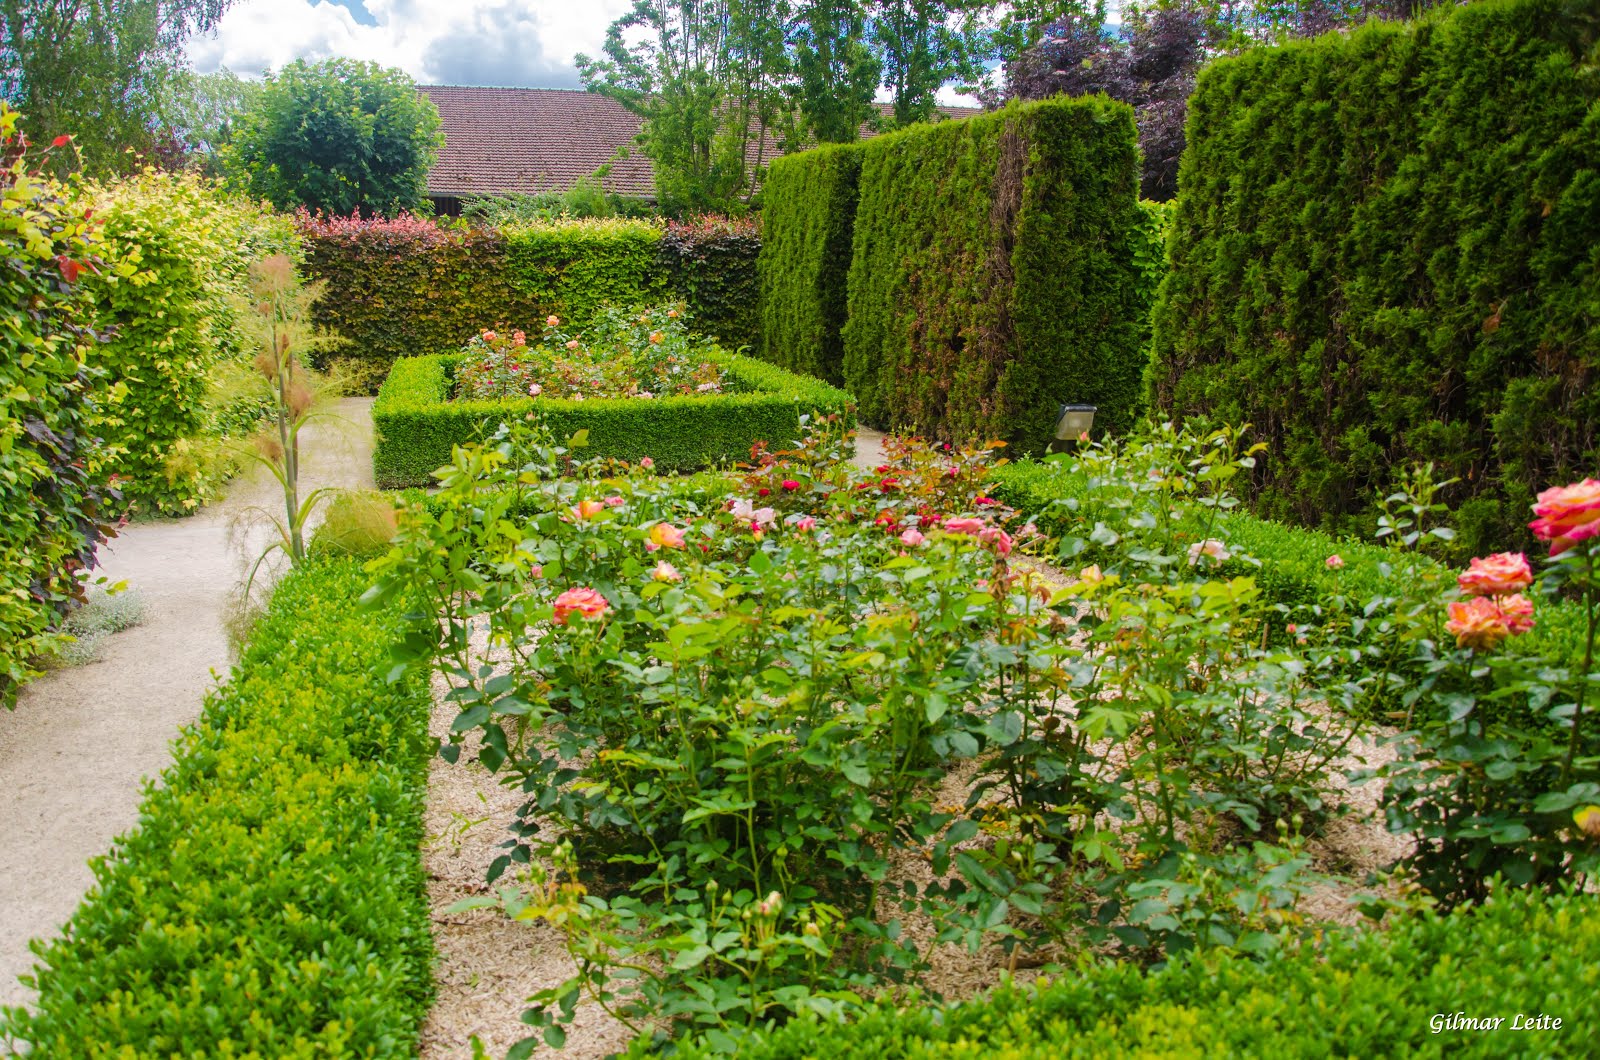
{"left": 1148, "top": 0, "right": 1600, "bottom": 555}
{"left": 670, "top": 888, "right": 1599, "bottom": 1058}
{"left": 841, "top": 97, "right": 1146, "bottom": 451}
{"left": 0, "top": 559, "right": 435, "bottom": 1055}
{"left": 302, "top": 215, "right": 762, "bottom": 389}
{"left": 757, "top": 143, "right": 864, "bottom": 385}
{"left": 371, "top": 351, "right": 856, "bottom": 487}
{"left": 300, "top": 214, "right": 539, "bottom": 391}
{"left": 659, "top": 216, "right": 762, "bottom": 353}
{"left": 988, "top": 458, "right": 1588, "bottom": 671}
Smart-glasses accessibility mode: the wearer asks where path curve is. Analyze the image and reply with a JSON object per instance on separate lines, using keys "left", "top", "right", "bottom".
{"left": 0, "top": 398, "right": 376, "bottom": 1010}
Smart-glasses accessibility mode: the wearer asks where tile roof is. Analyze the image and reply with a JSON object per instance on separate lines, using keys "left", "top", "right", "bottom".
{"left": 419, "top": 85, "right": 980, "bottom": 202}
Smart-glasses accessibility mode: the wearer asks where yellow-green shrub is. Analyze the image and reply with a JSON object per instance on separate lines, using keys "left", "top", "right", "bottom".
{"left": 80, "top": 169, "right": 299, "bottom": 514}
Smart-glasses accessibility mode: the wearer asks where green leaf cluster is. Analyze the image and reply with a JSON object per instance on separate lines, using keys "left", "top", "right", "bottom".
{"left": 0, "top": 107, "right": 115, "bottom": 706}
{"left": 1149, "top": 0, "right": 1600, "bottom": 555}
{"left": 783, "top": 95, "right": 1146, "bottom": 450}
{"left": 0, "top": 558, "right": 434, "bottom": 1054}
{"left": 370, "top": 349, "right": 856, "bottom": 487}
{"left": 79, "top": 168, "right": 300, "bottom": 514}
{"left": 666, "top": 886, "right": 1600, "bottom": 1059}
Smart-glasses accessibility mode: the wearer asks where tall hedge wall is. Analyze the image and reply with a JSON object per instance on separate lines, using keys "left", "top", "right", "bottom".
{"left": 841, "top": 97, "right": 1146, "bottom": 452}
{"left": 1149, "top": 0, "right": 1600, "bottom": 554}
{"left": 757, "top": 143, "right": 864, "bottom": 385}
{"left": 302, "top": 215, "right": 761, "bottom": 387}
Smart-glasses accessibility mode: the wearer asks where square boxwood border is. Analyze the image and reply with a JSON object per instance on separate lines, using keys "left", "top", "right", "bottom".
{"left": 372, "top": 350, "right": 857, "bottom": 488}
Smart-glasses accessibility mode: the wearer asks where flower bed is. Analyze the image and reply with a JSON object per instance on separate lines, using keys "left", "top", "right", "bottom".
{"left": 0, "top": 558, "right": 435, "bottom": 1055}
{"left": 371, "top": 338, "right": 855, "bottom": 488}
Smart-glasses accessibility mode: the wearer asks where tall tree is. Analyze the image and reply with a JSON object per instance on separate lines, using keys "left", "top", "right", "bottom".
{"left": 0, "top": 0, "right": 233, "bottom": 172}
{"left": 793, "top": 0, "right": 880, "bottom": 142}
{"left": 221, "top": 59, "right": 443, "bottom": 217}
{"left": 870, "top": 0, "right": 986, "bottom": 127}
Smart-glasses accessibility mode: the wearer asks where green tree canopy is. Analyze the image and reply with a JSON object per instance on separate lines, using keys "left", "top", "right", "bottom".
{"left": 221, "top": 58, "right": 443, "bottom": 217}
{"left": 0, "top": 0, "right": 233, "bottom": 173}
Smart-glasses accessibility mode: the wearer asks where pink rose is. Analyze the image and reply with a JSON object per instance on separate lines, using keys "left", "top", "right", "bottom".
{"left": 528, "top": 383, "right": 542, "bottom": 397}
{"left": 1457, "top": 552, "right": 1533, "bottom": 597}
{"left": 978, "top": 526, "right": 1013, "bottom": 557}
{"left": 1325, "top": 554, "right": 1344, "bottom": 570}
{"left": 1186, "top": 539, "right": 1230, "bottom": 565}
{"left": 793, "top": 516, "right": 816, "bottom": 532}
{"left": 650, "top": 561, "right": 682, "bottom": 583}
{"left": 753, "top": 507, "right": 776, "bottom": 527}
{"left": 552, "top": 586, "right": 609, "bottom": 625}
{"left": 604, "top": 495, "right": 625, "bottom": 508}
{"left": 900, "top": 528, "right": 926, "bottom": 547}
{"left": 943, "top": 517, "right": 985, "bottom": 536}
{"left": 1529, "top": 478, "right": 1600, "bottom": 556}
{"left": 782, "top": 479, "right": 800, "bottom": 491}
{"left": 547, "top": 315, "right": 561, "bottom": 327}
{"left": 639, "top": 457, "right": 654, "bottom": 470}
{"left": 975, "top": 496, "right": 997, "bottom": 507}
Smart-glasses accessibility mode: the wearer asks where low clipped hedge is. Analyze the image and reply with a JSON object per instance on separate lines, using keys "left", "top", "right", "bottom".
{"left": 0, "top": 559, "right": 435, "bottom": 1056}
{"left": 372, "top": 351, "right": 856, "bottom": 487}
{"left": 989, "top": 459, "right": 1587, "bottom": 669}
{"left": 672, "top": 888, "right": 1598, "bottom": 1058}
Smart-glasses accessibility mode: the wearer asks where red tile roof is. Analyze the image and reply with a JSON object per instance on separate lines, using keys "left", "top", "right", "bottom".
{"left": 419, "top": 86, "right": 979, "bottom": 202}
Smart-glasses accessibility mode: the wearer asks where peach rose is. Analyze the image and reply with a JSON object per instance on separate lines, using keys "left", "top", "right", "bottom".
{"left": 650, "top": 561, "right": 682, "bottom": 583}
{"left": 552, "top": 586, "right": 609, "bottom": 624}
{"left": 648, "top": 523, "right": 686, "bottom": 550}
{"left": 570, "top": 499, "right": 606, "bottom": 521}
{"left": 1445, "top": 596, "right": 1512, "bottom": 651}
{"left": 1187, "top": 539, "right": 1230, "bottom": 564}
{"left": 482, "top": 330, "right": 497, "bottom": 341}
{"left": 547, "top": 315, "right": 561, "bottom": 327}
{"left": 1497, "top": 593, "right": 1535, "bottom": 635}
{"left": 1529, "top": 478, "right": 1600, "bottom": 556}
{"left": 1457, "top": 552, "right": 1533, "bottom": 597}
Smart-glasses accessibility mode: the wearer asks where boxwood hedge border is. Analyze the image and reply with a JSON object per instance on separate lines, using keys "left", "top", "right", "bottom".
{"left": 371, "top": 351, "right": 857, "bottom": 488}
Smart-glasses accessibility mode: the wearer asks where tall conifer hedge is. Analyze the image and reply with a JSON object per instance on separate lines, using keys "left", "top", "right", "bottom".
{"left": 841, "top": 97, "right": 1145, "bottom": 452}
{"left": 1149, "top": 0, "right": 1600, "bottom": 553}
{"left": 757, "top": 143, "right": 864, "bottom": 385}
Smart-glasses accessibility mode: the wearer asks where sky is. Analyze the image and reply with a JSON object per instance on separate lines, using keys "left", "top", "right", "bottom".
{"left": 186, "top": 0, "right": 635, "bottom": 88}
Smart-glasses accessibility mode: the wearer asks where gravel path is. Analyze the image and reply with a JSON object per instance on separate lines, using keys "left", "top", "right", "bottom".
{"left": 0, "top": 399, "right": 376, "bottom": 1011}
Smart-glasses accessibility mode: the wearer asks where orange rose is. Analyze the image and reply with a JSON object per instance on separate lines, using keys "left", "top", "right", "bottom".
{"left": 1529, "top": 478, "right": 1600, "bottom": 556}
{"left": 1445, "top": 596, "right": 1512, "bottom": 651}
{"left": 552, "top": 586, "right": 610, "bottom": 624}
{"left": 570, "top": 499, "right": 606, "bottom": 522}
{"left": 648, "top": 522, "right": 686, "bottom": 550}
{"left": 1457, "top": 552, "right": 1533, "bottom": 596}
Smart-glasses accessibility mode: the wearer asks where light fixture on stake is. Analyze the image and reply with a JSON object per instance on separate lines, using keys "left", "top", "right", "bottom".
{"left": 1052, "top": 404, "right": 1097, "bottom": 451}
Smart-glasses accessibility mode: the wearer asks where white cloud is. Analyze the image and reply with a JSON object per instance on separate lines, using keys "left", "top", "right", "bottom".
{"left": 186, "top": 0, "right": 634, "bottom": 85}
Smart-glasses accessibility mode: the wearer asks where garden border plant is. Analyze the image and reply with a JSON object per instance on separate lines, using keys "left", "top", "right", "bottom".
{"left": 371, "top": 349, "right": 856, "bottom": 487}
{"left": 0, "top": 557, "right": 435, "bottom": 1056}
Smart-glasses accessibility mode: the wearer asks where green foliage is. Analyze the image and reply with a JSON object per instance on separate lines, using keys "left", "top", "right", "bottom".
{"left": 298, "top": 215, "right": 538, "bottom": 387}
{"left": 0, "top": 107, "right": 117, "bottom": 706}
{"left": 503, "top": 218, "right": 667, "bottom": 328}
{"left": 370, "top": 349, "right": 856, "bottom": 487}
{"left": 307, "top": 491, "right": 399, "bottom": 559}
{"left": 757, "top": 142, "right": 863, "bottom": 384}
{"left": 0, "top": 0, "right": 233, "bottom": 174}
{"left": 300, "top": 214, "right": 760, "bottom": 387}
{"left": 223, "top": 58, "right": 443, "bottom": 217}
{"left": 657, "top": 215, "right": 762, "bottom": 352}
{"left": 0, "top": 559, "right": 434, "bottom": 1055}
{"left": 841, "top": 96, "right": 1146, "bottom": 450}
{"left": 1149, "top": 0, "right": 1600, "bottom": 555}
{"left": 80, "top": 169, "right": 300, "bottom": 514}
{"left": 461, "top": 179, "right": 657, "bottom": 226}
{"left": 47, "top": 586, "right": 146, "bottom": 667}
{"left": 667, "top": 887, "right": 1600, "bottom": 1058}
